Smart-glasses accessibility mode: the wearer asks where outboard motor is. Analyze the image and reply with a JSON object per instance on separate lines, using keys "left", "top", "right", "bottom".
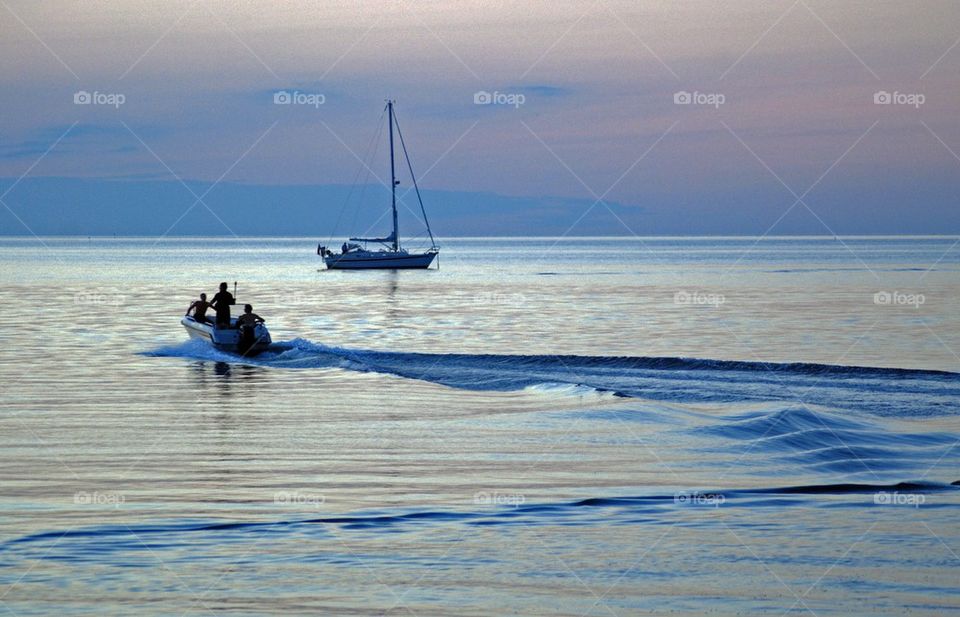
{"left": 237, "top": 323, "right": 257, "bottom": 356}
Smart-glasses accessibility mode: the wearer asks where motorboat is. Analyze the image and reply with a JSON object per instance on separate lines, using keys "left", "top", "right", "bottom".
{"left": 180, "top": 315, "right": 272, "bottom": 356}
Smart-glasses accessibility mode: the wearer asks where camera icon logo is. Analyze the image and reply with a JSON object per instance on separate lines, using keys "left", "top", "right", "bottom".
{"left": 74, "top": 90, "right": 91, "bottom": 105}
{"left": 873, "top": 291, "right": 892, "bottom": 305}
{"left": 273, "top": 90, "right": 291, "bottom": 105}
{"left": 673, "top": 91, "right": 692, "bottom": 105}
{"left": 474, "top": 90, "right": 492, "bottom": 105}
{"left": 874, "top": 90, "right": 891, "bottom": 105}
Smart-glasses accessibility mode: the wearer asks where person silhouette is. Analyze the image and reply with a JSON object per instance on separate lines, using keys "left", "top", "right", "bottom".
{"left": 236, "top": 304, "right": 264, "bottom": 355}
{"left": 236, "top": 304, "right": 263, "bottom": 328}
{"left": 186, "top": 293, "right": 212, "bottom": 324}
{"left": 210, "top": 282, "right": 235, "bottom": 329}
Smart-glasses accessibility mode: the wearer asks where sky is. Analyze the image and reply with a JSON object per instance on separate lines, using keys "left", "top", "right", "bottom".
{"left": 1, "top": 0, "right": 959, "bottom": 235}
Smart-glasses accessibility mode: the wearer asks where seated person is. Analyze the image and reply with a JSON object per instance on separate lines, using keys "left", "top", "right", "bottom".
{"left": 236, "top": 304, "right": 264, "bottom": 329}
{"left": 186, "top": 293, "right": 212, "bottom": 324}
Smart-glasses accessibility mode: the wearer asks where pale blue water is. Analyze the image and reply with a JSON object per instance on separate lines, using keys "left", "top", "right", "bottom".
{"left": 1, "top": 236, "right": 959, "bottom": 615}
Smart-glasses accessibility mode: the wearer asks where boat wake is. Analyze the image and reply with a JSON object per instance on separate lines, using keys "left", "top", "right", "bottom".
{"left": 687, "top": 403, "right": 959, "bottom": 477}
{"left": 144, "top": 338, "right": 960, "bottom": 417}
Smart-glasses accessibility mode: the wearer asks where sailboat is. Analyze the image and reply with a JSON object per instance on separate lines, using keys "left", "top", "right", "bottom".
{"left": 318, "top": 100, "right": 439, "bottom": 270}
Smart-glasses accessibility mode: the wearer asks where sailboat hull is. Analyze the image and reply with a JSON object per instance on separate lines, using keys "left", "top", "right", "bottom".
{"left": 324, "top": 251, "right": 437, "bottom": 270}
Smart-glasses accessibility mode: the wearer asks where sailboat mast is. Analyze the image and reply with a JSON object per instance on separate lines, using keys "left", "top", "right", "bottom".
{"left": 388, "top": 100, "right": 399, "bottom": 252}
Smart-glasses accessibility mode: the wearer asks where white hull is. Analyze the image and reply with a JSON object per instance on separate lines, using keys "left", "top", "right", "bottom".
{"left": 181, "top": 316, "right": 272, "bottom": 355}
{"left": 324, "top": 250, "right": 437, "bottom": 270}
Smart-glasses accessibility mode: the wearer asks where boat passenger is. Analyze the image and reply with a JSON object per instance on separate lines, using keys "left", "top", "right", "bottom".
{"left": 341, "top": 242, "right": 349, "bottom": 254}
{"left": 186, "top": 293, "right": 212, "bottom": 324}
{"left": 236, "top": 304, "right": 264, "bottom": 328}
{"left": 210, "top": 282, "right": 235, "bottom": 328}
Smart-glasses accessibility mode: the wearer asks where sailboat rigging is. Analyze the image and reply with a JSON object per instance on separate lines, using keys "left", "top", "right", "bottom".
{"left": 318, "top": 100, "right": 439, "bottom": 270}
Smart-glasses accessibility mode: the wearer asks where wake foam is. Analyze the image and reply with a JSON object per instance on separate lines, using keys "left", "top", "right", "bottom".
{"left": 522, "top": 382, "right": 627, "bottom": 400}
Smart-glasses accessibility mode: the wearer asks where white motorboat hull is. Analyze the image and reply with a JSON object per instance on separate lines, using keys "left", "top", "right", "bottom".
{"left": 181, "top": 316, "right": 272, "bottom": 356}
{"left": 324, "top": 250, "right": 437, "bottom": 270}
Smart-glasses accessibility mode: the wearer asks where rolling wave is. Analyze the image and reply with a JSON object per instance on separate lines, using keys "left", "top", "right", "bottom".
{"left": 6, "top": 481, "right": 958, "bottom": 557}
{"left": 694, "top": 404, "right": 959, "bottom": 476}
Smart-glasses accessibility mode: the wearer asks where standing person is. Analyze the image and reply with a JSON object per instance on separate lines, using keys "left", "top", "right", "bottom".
{"left": 210, "top": 282, "right": 235, "bottom": 328}
{"left": 186, "top": 293, "right": 211, "bottom": 324}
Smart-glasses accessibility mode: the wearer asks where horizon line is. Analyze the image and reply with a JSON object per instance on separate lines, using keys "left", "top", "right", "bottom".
{"left": 1, "top": 234, "right": 958, "bottom": 240}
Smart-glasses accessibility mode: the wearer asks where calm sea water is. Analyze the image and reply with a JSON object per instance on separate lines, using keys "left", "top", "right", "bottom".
{"left": 1, "top": 236, "right": 959, "bottom": 616}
